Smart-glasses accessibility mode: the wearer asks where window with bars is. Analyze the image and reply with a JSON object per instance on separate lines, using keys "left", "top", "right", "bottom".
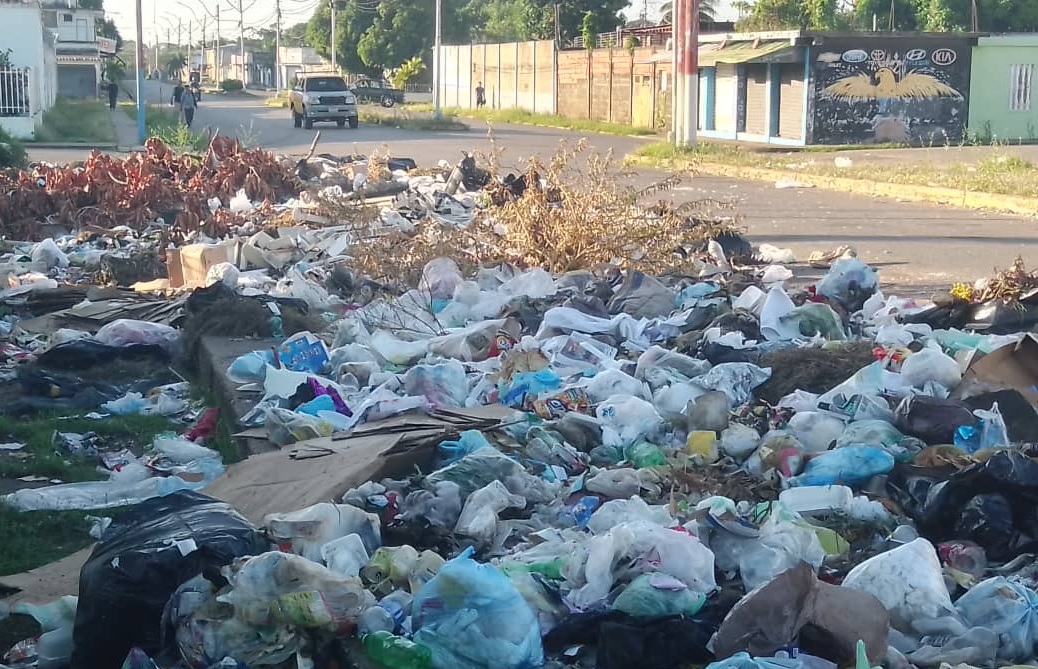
{"left": 1010, "top": 64, "right": 1034, "bottom": 112}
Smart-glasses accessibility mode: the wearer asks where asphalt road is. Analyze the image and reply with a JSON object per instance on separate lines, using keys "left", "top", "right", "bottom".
{"left": 27, "top": 86, "right": 1038, "bottom": 296}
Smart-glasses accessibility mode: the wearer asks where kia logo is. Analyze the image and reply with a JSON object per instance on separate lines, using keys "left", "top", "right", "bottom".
{"left": 932, "top": 48, "right": 957, "bottom": 65}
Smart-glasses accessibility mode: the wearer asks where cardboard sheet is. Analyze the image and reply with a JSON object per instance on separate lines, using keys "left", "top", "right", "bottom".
{"left": 954, "top": 334, "right": 1038, "bottom": 407}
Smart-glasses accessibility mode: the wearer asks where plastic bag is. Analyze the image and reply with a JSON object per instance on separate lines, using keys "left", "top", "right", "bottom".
{"left": 634, "top": 346, "right": 712, "bottom": 387}
{"left": 404, "top": 360, "right": 469, "bottom": 408}
{"left": 789, "top": 446, "right": 895, "bottom": 488}
{"left": 70, "top": 491, "right": 267, "bottom": 669}
{"left": 720, "top": 423, "right": 763, "bottom": 460}
{"left": 413, "top": 547, "right": 544, "bottom": 669}
{"left": 816, "top": 258, "right": 878, "bottom": 311}
{"left": 597, "top": 395, "right": 665, "bottom": 448}
{"left": 953, "top": 576, "right": 1038, "bottom": 662}
{"left": 954, "top": 403, "right": 1010, "bottom": 453}
{"left": 400, "top": 480, "right": 464, "bottom": 528}
{"left": 31, "top": 238, "right": 70, "bottom": 269}
{"left": 608, "top": 271, "right": 675, "bottom": 319}
{"left": 584, "top": 369, "right": 650, "bottom": 404}
{"left": 263, "top": 407, "right": 333, "bottom": 447}
{"left": 709, "top": 511, "right": 826, "bottom": 591}
{"left": 568, "top": 521, "right": 716, "bottom": 609}
{"left": 12, "top": 596, "right": 78, "bottom": 633}
{"left": 422, "top": 257, "right": 464, "bottom": 300}
{"left": 894, "top": 395, "right": 975, "bottom": 445}
{"left": 901, "top": 347, "right": 962, "bottom": 389}
{"left": 653, "top": 382, "right": 706, "bottom": 421}
{"left": 264, "top": 502, "right": 381, "bottom": 563}
{"left": 226, "top": 350, "right": 273, "bottom": 384}
{"left": 95, "top": 319, "right": 180, "bottom": 353}
{"left": 841, "top": 538, "right": 957, "bottom": 633}
{"left": 834, "top": 419, "right": 904, "bottom": 450}
{"left": 219, "top": 551, "right": 375, "bottom": 631}
{"left": 786, "top": 412, "right": 845, "bottom": 454}
{"left": 500, "top": 268, "right": 557, "bottom": 299}
{"left": 425, "top": 447, "right": 560, "bottom": 503}
{"left": 692, "top": 363, "right": 772, "bottom": 407}
{"left": 455, "top": 480, "right": 527, "bottom": 548}
{"left": 587, "top": 496, "right": 673, "bottom": 535}
{"left": 612, "top": 573, "right": 707, "bottom": 617}
{"left": 165, "top": 576, "right": 299, "bottom": 669}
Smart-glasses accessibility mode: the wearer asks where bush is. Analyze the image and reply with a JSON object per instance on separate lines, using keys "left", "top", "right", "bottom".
{"left": 219, "top": 79, "right": 244, "bottom": 92}
{"left": 0, "top": 125, "right": 27, "bottom": 169}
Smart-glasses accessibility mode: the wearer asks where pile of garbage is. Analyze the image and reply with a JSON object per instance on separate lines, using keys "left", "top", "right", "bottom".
{"left": 3, "top": 141, "right": 1038, "bottom": 669}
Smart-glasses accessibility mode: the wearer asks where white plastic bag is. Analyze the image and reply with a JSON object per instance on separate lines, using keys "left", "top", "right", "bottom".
{"left": 320, "top": 534, "right": 370, "bottom": 578}
{"left": 709, "top": 511, "right": 826, "bottom": 591}
{"left": 842, "top": 538, "right": 958, "bottom": 632}
{"left": 94, "top": 319, "right": 180, "bottom": 352}
{"left": 500, "top": 268, "right": 557, "bottom": 299}
{"left": 954, "top": 576, "right": 1038, "bottom": 662}
{"left": 421, "top": 257, "right": 464, "bottom": 300}
{"left": 264, "top": 502, "right": 381, "bottom": 563}
{"left": 596, "top": 395, "right": 665, "bottom": 448}
{"left": 719, "top": 423, "right": 762, "bottom": 460}
{"left": 901, "top": 347, "right": 962, "bottom": 389}
{"left": 568, "top": 521, "right": 716, "bottom": 609}
{"left": 31, "top": 238, "right": 70, "bottom": 269}
{"left": 585, "top": 369, "right": 651, "bottom": 404}
{"left": 692, "top": 363, "right": 772, "bottom": 407}
{"left": 403, "top": 360, "right": 469, "bottom": 408}
{"left": 587, "top": 496, "right": 674, "bottom": 535}
{"left": 785, "top": 411, "right": 846, "bottom": 454}
{"left": 635, "top": 346, "right": 712, "bottom": 387}
{"left": 654, "top": 382, "right": 706, "bottom": 421}
{"left": 454, "top": 480, "right": 526, "bottom": 548}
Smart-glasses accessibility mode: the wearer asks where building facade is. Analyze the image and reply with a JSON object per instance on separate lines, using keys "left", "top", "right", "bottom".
{"left": 0, "top": 0, "right": 58, "bottom": 138}
{"left": 968, "top": 35, "right": 1038, "bottom": 142}
{"left": 41, "top": 0, "right": 103, "bottom": 98}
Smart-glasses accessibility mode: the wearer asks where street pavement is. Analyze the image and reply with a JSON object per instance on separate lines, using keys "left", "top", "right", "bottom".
{"left": 26, "top": 84, "right": 1038, "bottom": 297}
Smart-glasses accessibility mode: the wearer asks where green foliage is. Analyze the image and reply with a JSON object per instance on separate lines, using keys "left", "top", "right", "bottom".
{"left": 850, "top": 0, "right": 1038, "bottom": 31}
{"left": 96, "top": 17, "right": 123, "bottom": 52}
{"left": 164, "top": 52, "right": 187, "bottom": 78}
{"left": 0, "top": 48, "right": 12, "bottom": 69}
{"left": 103, "top": 58, "right": 126, "bottom": 83}
{"left": 283, "top": 21, "right": 309, "bottom": 47}
{"left": 0, "top": 125, "right": 27, "bottom": 169}
{"left": 357, "top": 0, "right": 474, "bottom": 71}
{"left": 472, "top": 0, "right": 555, "bottom": 42}
{"left": 220, "top": 78, "right": 244, "bottom": 91}
{"left": 734, "top": 0, "right": 844, "bottom": 29}
{"left": 581, "top": 11, "right": 597, "bottom": 49}
{"left": 306, "top": 3, "right": 379, "bottom": 76}
{"left": 659, "top": 0, "right": 718, "bottom": 23}
{"left": 391, "top": 56, "right": 426, "bottom": 89}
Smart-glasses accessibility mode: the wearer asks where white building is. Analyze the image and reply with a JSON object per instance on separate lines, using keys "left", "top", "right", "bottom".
{"left": 0, "top": 0, "right": 58, "bottom": 139}
{"left": 278, "top": 46, "right": 329, "bottom": 88}
{"left": 41, "top": 0, "right": 104, "bottom": 97}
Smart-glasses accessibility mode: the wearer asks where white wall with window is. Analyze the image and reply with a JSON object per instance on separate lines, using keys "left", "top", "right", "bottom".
{"left": 0, "top": 1, "right": 57, "bottom": 139}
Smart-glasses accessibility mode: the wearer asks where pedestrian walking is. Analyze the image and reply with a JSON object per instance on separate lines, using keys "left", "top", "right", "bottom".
{"left": 475, "top": 81, "right": 486, "bottom": 108}
{"left": 107, "top": 81, "right": 118, "bottom": 110}
{"left": 180, "top": 86, "right": 197, "bottom": 128}
{"left": 171, "top": 80, "right": 185, "bottom": 106}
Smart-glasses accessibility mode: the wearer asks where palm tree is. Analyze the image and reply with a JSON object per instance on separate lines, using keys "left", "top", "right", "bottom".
{"left": 164, "top": 53, "right": 187, "bottom": 79}
{"left": 659, "top": 0, "right": 717, "bottom": 24}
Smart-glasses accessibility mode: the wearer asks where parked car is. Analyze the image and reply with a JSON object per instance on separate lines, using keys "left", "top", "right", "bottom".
{"left": 350, "top": 78, "right": 405, "bottom": 107}
{"left": 289, "top": 74, "right": 359, "bottom": 129}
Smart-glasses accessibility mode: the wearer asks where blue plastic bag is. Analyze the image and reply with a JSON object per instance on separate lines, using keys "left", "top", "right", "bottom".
{"left": 789, "top": 446, "right": 894, "bottom": 487}
{"left": 499, "top": 369, "right": 562, "bottom": 407}
{"left": 438, "top": 430, "right": 494, "bottom": 465}
{"left": 413, "top": 547, "right": 544, "bottom": 669}
{"left": 227, "top": 350, "right": 274, "bottom": 384}
{"left": 955, "top": 576, "right": 1038, "bottom": 661}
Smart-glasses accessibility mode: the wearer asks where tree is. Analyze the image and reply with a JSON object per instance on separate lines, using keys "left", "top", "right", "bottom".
{"left": 659, "top": 0, "right": 718, "bottom": 24}
{"left": 472, "top": 0, "right": 554, "bottom": 42}
{"left": 102, "top": 57, "right": 126, "bottom": 83}
{"left": 390, "top": 55, "right": 426, "bottom": 88}
{"left": 306, "top": 3, "right": 378, "bottom": 75}
{"left": 283, "top": 21, "right": 309, "bottom": 47}
{"left": 734, "top": 0, "right": 843, "bottom": 29}
{"left": 164, "top": 52, "right": 186, "bottom": 78}
{"left": 850, "top": 0, "right": 1038, "bottom": 32}
{"left": 356, "top": 0, "right": 474, "bottom": 71}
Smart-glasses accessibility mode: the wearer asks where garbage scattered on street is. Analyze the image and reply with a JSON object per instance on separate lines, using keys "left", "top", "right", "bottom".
{"left": 2, "top": 136, "right": 1038, "bottom": 669}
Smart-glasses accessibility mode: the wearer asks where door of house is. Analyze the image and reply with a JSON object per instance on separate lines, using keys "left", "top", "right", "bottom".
{"left": 75, "top": 18, "right": 89, "bottom": 42}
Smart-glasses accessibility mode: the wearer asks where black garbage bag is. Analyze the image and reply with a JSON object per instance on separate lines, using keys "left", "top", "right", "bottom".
{"left": 894, "top": 395, "right": 976, "bottom": 445}
{"left": 543, "top": 611, "right": 714, "bottom": 669}
{"left": 36, "top": 339, "right": 170, "bottom": 370}
{"left": 905, "top": 451, "right": 1038, "bottom": 561}
{"left": 70, "top": 491, "right": 268, "bottom": 669}
{"left": 963, "top": 390, "right": 1038, "bottom": 444}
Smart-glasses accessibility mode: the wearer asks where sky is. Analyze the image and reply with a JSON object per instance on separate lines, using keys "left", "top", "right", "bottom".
{"left": 106, "top": 0, "right": 738, "bottom": 46}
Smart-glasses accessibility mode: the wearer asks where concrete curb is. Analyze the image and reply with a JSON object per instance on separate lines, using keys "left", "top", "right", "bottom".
{"left": 28, "top": 142, "right": 118, "bottom": 150}
{"left": 627, "top": 155, "right": 1038, "bottom": 217}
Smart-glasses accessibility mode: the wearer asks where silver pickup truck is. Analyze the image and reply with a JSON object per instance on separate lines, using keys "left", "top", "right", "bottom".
{"left": 290, "top": 74, "right": 359, "bottom": 129}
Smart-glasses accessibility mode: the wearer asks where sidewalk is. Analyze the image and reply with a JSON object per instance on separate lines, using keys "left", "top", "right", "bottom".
{"left": 110, "top": 108, "right": 141, "bottom": 150}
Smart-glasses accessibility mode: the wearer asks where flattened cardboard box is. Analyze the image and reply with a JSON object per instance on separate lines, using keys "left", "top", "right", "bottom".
{"left": 954, "top": 334, "right": 1038, "bottom": 408}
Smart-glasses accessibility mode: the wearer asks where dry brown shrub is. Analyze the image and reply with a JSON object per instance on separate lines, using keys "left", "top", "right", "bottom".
{"left": 315, "top": 138, "right": 741, "bottom": 285}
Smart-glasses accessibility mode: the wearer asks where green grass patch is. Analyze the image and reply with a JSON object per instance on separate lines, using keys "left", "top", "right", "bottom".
{"left": 406, "top": 105, "right": 658, "bottom": 137}
{"left": 121, "top": 103, "right": 208, "bottom": 151}
{"left": 0, "top": 125, "right": 27, "bottom": 168}
{"left": 359, "top": 108, "right": 469, "bottom": 132}
{"left": 0, "top": 414, "right": 175, "bottom": 482}
{"left": 32, "top": 98, "right": 116, "bottom": 144}
{"left": 0, "top": 506, "right": 94, "bottom": 576}
{"left": 628, "top": 140, "right": 1038, "bottom": 199}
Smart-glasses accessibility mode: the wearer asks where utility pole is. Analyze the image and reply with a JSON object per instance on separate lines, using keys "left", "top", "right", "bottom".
{"left": 671, "top": 0, "right": 698, "bottom": 146}
{"left": 177, "top": 18, "right": 182, "bottom": 49}
{"left": 216, "top": 6, "right": 221, "bottom": 82}
{"left": 187, "top": 23, "right": 192, "bottom": 76}
{"left": 330, "top": 0, "right": 337, "bottom": 73}
{"left": 433, "top": 0, "right": 441, "bottom": 117}
{"left": 135, "top": 0, "right": 145, "bottom": 143}
{"left": 554, "top": 4, "right": 560, "bottom": 46}
{"left": 235, "top": 0, "right": 247, "bottom": 86}
{"left": 275, "top": 0, "right": 281, "bottom": 89}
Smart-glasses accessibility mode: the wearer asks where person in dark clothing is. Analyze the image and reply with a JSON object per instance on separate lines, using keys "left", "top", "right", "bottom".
{"left": 107, "top": 81, "right": 118, "bottom": 110}
{"left": 180, "top": 86, "right": 197, "bottom": 127}
{"left": 475, "top": 81, "right": 486, "bottom": 108}
{"left": 171, "top": 80, "right": 185, "bottom": 106}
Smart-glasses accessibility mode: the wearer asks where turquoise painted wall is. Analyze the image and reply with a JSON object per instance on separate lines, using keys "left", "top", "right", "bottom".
{"left": 970, "top": 36, "right": 1038, "bottom": 142}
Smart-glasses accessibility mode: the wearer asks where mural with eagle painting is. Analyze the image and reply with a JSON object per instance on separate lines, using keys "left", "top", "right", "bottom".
{"left": 812, "top": 38, "right": 972, "bottom": 145}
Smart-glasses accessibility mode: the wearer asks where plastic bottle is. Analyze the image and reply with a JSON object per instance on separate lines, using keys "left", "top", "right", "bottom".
{"left": 407, "top": 550, "right": 446, "bottom": 594}
{"left": 362, "top": 545, "right": 420, "bottom": 592}
{"left": 362, "top": 631, "right": 433, "bottom": 669}
{"left": 357, "top": 590, "right": 413, "bottom": 636}
{"left": 624, "top": 440, "right": 666, "bottom": 468}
